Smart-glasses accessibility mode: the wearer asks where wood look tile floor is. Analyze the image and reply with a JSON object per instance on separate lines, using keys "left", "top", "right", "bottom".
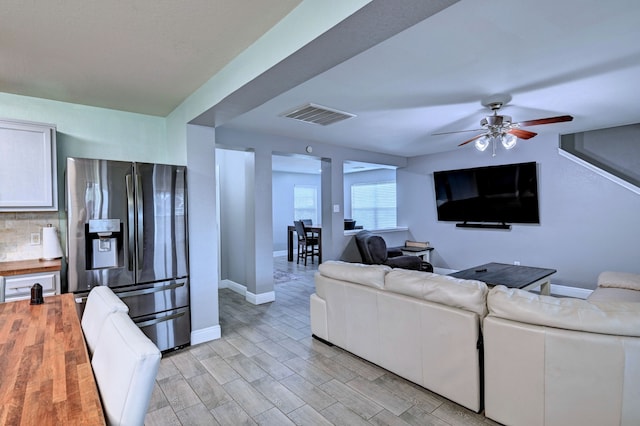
{"left": 145, "top": 257, "right": 501, "bottom": 426}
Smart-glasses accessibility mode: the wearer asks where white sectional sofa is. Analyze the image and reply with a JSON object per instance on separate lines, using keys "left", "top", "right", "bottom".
{"left": 310, "top": 260, "right": 488, "bottom": 412}
{"left": 588, "top": 270, "right": 640, "bottom": 303}
{"left": 483, "top": 271, "right": 640, "bottom": 426}
{"left": 311, "top": 262, "right": 640, "bottom": 423}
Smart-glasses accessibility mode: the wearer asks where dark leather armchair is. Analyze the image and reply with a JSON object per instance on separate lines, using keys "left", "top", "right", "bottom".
{"left": 354, "top": 230, "right": 433, "bottom": 272}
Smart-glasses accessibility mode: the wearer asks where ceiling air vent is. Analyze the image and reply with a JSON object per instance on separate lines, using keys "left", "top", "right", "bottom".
{"left": 280, "top": 103, "right": 355, "bottom": 126}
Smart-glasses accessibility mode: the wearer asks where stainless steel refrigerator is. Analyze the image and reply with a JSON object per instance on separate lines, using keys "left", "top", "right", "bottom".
{"left": 66, "top": 157, "right": 190, "bottom": 352}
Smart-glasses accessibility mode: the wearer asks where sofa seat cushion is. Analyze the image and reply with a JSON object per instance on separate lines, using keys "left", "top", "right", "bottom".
{"left": 317, "top": 260, "right": 391, "bottom": 290}
{"left": 597, "top": 271, "right": 640, "bottom": 291}
{"left": 488, "top": 285, "right": 640, "bottom": 337}
{"left": 588, "top": 286, "right": 640, "bottom": 303}
{"left": 385, "top": 269, "right": 488, "bottom": 317}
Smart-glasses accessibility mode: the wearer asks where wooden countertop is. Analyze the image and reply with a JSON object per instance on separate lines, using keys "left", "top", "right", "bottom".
{"left": 0, "top": 294, "right": 106, "bottom": 425}
{"left": 0, "top": 258, "right": 62, "bottom": 276}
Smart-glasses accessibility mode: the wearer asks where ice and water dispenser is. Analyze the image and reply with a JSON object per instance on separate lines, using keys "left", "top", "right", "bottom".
{"left": 85, "top": 219, "right": 124, "bottom": 270}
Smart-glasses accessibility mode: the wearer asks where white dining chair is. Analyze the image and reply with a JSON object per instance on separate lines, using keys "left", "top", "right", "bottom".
{"left": 81, "top": 285, "right": 129, "bottom": 355}
{"left": 92, "top": 311, "right": 161, "bottom": 426}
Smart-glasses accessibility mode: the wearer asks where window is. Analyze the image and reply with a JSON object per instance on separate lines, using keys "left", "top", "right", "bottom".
{"left": 294, "top": 185, "right": 318, "bottom": 224}
{"left": 351, "top": 181, "right": 396, "bottom": 229}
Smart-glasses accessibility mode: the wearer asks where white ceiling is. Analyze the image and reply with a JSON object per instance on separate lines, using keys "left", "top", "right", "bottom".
{"left": 0, "top": 0, "right": 300, "bottom": 116}
{"left": 271, "top": 154, "right": 394, "bottom": 175}
{"left": 2, "top": 1, "right": 640, "bottom": 158}
{"left": 225, "top": 0, "right": 640, "bottom": 156}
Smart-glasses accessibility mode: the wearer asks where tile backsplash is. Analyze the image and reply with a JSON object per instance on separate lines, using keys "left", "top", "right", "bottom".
{"left": 0, "top": 212, "right": 61, "bottom": 261}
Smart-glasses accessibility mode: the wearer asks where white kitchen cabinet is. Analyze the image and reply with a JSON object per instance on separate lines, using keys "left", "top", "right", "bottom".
{"left": 3, "top": 271, "right": 60, "bottom": 302}
{"left": 0, "top": 118, "right": 58, "bottom": 211}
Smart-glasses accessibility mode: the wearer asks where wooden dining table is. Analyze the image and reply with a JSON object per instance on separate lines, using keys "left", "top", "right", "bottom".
{"left": 0, "top": 293, "right": 106, "bottom": 425}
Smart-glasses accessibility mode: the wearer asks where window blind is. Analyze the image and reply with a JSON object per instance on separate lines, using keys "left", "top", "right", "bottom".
{"left": 351, "top": 181, "right": 396, "bottom": 229}
{"left": 294, "top": 185, "right": 318, "bottom": 224}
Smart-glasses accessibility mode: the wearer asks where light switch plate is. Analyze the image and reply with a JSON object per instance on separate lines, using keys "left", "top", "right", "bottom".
{"left": 333, "top": 204, "right": 340, "bottom": 213}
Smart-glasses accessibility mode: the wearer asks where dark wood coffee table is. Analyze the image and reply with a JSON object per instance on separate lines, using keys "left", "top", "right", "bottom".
{"left": 449, "top": 262, "right": 556, "bottom": 295}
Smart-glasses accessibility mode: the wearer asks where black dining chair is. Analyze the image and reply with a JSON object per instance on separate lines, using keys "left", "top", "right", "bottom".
{"left": 300, "top": 218, "right": 318, "bottom": 239}
{"left": 294, "top": 220, "right": 319, "bottom": 265}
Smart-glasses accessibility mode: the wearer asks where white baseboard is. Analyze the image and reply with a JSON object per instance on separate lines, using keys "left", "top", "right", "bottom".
{"left": 550, "top": 284, "right": 592, "bottom": 299}
{"left": 191, "top": 325, "right": 221, "bottom": 345}
{"left": 434, "top": 267, "right": 457, "bottom": 275}
{"left": 247, "top": 291, "right": 275, "bottom": 305}
{"left": 273, "top": 250, "right": 288, "bottom": 257}
{"left": 221, "top": 279, "right": 246, "bottom": 296}
{"left": 220, "top": 279, "right": 275, "bottom": 305}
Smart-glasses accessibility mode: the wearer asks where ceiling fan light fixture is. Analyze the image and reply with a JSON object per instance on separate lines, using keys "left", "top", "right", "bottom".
{"left": 438, "top": 94, "right": 574, "bottom": 156}
{"left": 501, "top": 133, "right": 517, "bottom": 149}
{"left": 475, "top": 135, "right": 490, "bottom": 151}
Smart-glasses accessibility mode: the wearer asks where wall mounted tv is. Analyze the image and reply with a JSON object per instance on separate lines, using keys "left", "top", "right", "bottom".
{"left": 433, "top": 162, "right": 540, "bottom": 227}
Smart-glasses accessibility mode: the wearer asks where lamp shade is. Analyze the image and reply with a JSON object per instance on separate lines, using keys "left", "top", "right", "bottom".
{"left": 502, "top": 133, "right": 517, "bottom": 149}
{"left": 474, "top": 135, "right": 490, "bottom": 151}
{"left": 42, "top": 224, "right": 63, "bottom": 260}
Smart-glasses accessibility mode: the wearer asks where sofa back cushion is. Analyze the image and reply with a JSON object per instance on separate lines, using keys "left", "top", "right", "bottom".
{"left": 385, "top": 269, "right": 488, "bottom": 317}
{"left": 488, "top": 285, "right": 640, "bottom": 337}
{"left": 317, "top": 260, "right": 391, "bottom": 290}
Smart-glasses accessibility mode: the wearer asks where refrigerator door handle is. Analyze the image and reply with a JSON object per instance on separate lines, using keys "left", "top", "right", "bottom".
{"left": 117, "top": 281, "right": 185, "bottom": 298}
{"left": 135, "top": 173, "right": 144, "bottom": 271}
{"left": 135, "top": 311, "right": 186, "bottom": 328}
{"left": 126, "top": 174, "right": 135, "bottom": 271}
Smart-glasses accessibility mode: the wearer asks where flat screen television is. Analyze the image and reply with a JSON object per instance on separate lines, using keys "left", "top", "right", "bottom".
{"left": 433, "top": 162, "right": 540, "bottom": 225}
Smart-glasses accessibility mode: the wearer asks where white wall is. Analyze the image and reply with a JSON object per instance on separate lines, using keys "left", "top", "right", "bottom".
{"left": 252, "top": 147, "right": 273, "bottom": 298}
{"left": 165, "top": 0, "right": 372, "bottom": 153}
{"left": 216, "top": 126, "right": 408, "bottom": 260}
{"left": 0, "top": 93, "right": 174, "bottom": 297}
{"left": 217, "top": 149, "right": 251, "bottom": 286}
{"left": 561, "top": 123, "right": 640, "bottom": 187}
{"left": 399, "top": 132, "right": 640, "bottom": 290}
{"left": 186, "top": 125, "right": 220, "bottom": 343}
{"left": 0, "top": 0, "right": 375, "bottom": 342}
{"left": 217, "top": 147, "right": 274, "bottom": 301}
{"left": 0, "top": 92, "right": 170, "bottom": 222}
{"left": 272, "top": 171, "right": 322, "bottom": 251}
{"left": 0, "top": 93, "right": 169, "bottom": 165}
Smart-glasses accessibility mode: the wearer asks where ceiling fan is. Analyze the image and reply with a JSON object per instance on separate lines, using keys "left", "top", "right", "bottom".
{"left": 433, "top": 95, "right": 573, "bottom": 156}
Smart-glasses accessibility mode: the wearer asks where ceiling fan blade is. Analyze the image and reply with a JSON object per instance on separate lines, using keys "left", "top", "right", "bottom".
{"left": 517, "top": 115, "right": 573, "bottom": 127}
{"left": 432, "top": 128, "right": 484, "bottom": 136}
{"left": 508, "top": 128, "right": 537, "bottom": 140}
{"left": 458, "top": 134, "right": 484, "bottom": 147}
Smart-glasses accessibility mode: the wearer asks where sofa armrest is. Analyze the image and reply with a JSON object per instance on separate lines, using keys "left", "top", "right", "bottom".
{"left": 310, "top": 294, "right": 328, "bottom": 340}
{"left": 598, "top": 271, "right": 640, "bottom": 291}
{"left": 420, "top": 261, "right": 434, "bottom": 273}
{"left": 386, "top": 247, "right": 403, "bottom": 258}
{"left": 384, "top": 255, "right": 423, "bottom": 270}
